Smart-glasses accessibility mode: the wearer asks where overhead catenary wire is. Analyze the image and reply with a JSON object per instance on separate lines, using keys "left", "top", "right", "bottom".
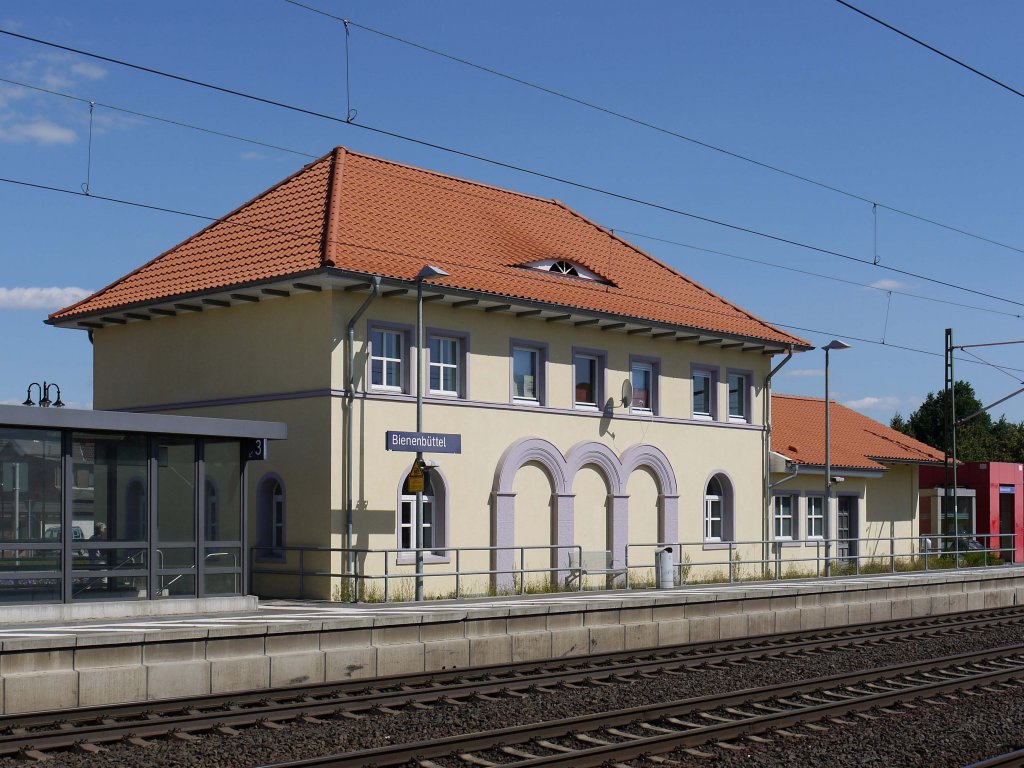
{"left": 834, "top": 0, "right": 1024, "bottom": 102}
{"left": 3, "top": 73, "right": 1018, "bottom": 322}
{"left": 282, "top": 0, "right": 1024, "bottom": 260}
{"left": 4, "top": 172, "right": 1024, "bottom": 378}
{"left": 1, "top": 26, "right": 1021, "bottom": 311}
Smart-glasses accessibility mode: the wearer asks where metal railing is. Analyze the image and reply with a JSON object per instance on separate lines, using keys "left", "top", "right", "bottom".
{"left": 249, "top": 533, "right": 1017, "bottom": 603}
{"left": 625, "top": 533, "right": 1017, "bottom": 587}
{"left": 250, "top": 543, "right": 585, "bottom": 602}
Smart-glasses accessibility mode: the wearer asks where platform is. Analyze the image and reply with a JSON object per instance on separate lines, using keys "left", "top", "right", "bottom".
{"left": 2, "top": 567, "right": 1023, "bottom": 714}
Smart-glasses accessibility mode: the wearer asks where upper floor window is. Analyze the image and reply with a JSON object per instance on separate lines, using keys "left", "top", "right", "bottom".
{"left": 574, "top": 353, "right": 601, "bottom": 408}
{"left": 512, "top": 345, "right": 541, "bottom": 402}
{"left": 521, "top": 258, "right": 606, "bottom": 282}
{"left": 370, "top": 328, "right": 404, "bottom": 391}
{"left": 630, "top": 361, "right": 653, "bottom": 413}
{"left": 428, "top": 335, "right": 460, "bottom": 396}
{"left": 692, "top": 368, "right": 715, "bottom": 419}
{"left": 728, "top": 372, "right": 748, "bottom": 421}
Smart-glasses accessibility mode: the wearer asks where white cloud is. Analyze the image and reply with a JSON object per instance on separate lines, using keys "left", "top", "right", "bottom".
{"left": 782, "top": 368, "right": 824, "bottom": 378}
{"left": 69, "top": 61, "right": 106, "bottom": 80}
{"left": 869, "top": 278, "right": 909, "bottom": 291}
{"left": 843, "top": 395, "right": 903, "bottom": 411}
{"left": 0, "top": 118, "right": 75, "bottom": 144}
{"left": 240, "top": 151, "right": 267, "bottom": 161}
{"left": 0, "top": 287, "right": 93, "bottom": 310}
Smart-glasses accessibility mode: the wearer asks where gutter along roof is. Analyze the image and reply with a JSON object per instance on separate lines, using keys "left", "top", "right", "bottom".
{"left": 771, "top": 393, "right": 946, "bottom": 471}
{"left": 50, "top": 147, "right": 810, "bottom": 349}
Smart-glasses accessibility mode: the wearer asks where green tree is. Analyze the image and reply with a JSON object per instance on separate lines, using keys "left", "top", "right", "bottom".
{"left": 900, "top": 381, "right": 993, "bottom": 462}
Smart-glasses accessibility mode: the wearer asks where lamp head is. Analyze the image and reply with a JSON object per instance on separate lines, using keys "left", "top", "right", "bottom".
{"left": 415, "top": 265, "right": 450, "bottom": 282}
{"left": 823, "top": 339, "right": 851, "bottom": 352}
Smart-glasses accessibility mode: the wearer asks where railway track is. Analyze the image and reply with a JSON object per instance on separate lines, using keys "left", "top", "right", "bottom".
{"left": 261, "top": 644, "right": 1024, "bottom": 767}
{"left": 2, "top": 605, "right": 1024, "bottom": 761}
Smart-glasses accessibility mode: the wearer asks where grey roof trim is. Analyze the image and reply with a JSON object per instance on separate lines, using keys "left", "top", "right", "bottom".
{"left": 49, "top": 267, "right": 811, "bottom": 352}
{"left": 0, "top": 404, "right": 286, "bottom": 440}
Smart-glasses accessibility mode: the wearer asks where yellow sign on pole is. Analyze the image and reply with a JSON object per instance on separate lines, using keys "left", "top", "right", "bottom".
{"left": 407, "top": 461, "right": 424, "bottom": 493}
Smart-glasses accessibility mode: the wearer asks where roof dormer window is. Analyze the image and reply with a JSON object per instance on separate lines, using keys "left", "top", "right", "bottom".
{"left": 521, "top": 258, "right": 606, "bottom": 282}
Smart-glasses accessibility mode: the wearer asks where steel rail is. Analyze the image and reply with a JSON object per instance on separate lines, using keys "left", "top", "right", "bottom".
{"left": 965, "top": 748, "right": 1024, "bottom": 767}
{"left": 2, "top": 606, "right": 1022, "bottom": 757}
{"left": 261, "top": 644, "right": 1024, "bottom": 767}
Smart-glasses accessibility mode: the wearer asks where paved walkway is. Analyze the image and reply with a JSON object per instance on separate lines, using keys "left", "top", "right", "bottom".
{"left": 2, "top": 567, "right": 1021, "bottom": 641}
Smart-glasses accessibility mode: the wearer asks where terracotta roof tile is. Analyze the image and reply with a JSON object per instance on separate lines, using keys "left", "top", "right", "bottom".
{"left": 50, "top": 148, "right": 809, "bottom": 347}
{"left": 771, "top": 393, "right": 946, "bottom": 470}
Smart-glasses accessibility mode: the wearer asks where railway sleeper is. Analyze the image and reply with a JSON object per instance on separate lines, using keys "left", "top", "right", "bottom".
{"left": 456, "top": 752, "right": 501, "bottom": 766}
{"left": 536, "top": 739, "right": 577, "bottom": 753}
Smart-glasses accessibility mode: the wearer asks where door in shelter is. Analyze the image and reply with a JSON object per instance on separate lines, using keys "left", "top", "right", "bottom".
{"left": 837, "top": 496, "right": 857, "bottom": 561}
{"left": 1000, "top": 490, "right": 1015, "bottom": 562}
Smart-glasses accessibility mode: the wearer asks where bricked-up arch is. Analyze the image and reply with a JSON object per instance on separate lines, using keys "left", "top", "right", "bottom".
{"left": 492, "top": 438, "right": 569, "bottom": 587}
{"left": 620, "top": 444, "right": 679, "bottom": 546}
{"left": 491, "top": 439, "right": 680, "bottom": 589}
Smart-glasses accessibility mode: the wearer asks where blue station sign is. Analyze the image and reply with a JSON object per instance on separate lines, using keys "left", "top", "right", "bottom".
{"left": 385, "top": 431, "right": 462, "bottom": 454}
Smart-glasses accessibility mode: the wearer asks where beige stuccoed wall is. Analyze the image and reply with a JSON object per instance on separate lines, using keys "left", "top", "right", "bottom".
{"left": 90, "top": 288, "right": 783, "bottom": 598}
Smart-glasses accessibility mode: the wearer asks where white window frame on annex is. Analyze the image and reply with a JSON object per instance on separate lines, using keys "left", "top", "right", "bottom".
{"left": 426, "top": 327, "right": 470, "bottom": 399}
{"left": 509, "top": 339, "right": 548, "bottom": 405}
{"left": 396, "top": 463, "right": 450, "bottom": 563}
{"left": 772, "top": 493, "right": 798, "bottom": 541}
{"left": 572, "top": 347, "right": 606, "bottom": 411}
{"left": 726, "top": 368, "right": 753, "bottom": 424}
{"left": 628, "top": 355, "right": 660, "bottom": 415}
{"left": 691, "top": 364, "right": 718, "bottom": 421}
{"left": 367, "top": 321, "right": 413, "bottom": 394}
{"left": 805, "top": 493, "right": 825, "bottom": 540}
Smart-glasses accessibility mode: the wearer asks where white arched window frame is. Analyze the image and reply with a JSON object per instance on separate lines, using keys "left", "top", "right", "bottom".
{"left": 397, "top": 465, "right": 450, "bottom": 563}
{"left": 255, "top": 474, "right": 285, "bottom": 561}
{"left": 703, "top": 473, "right": 734, "bottom": 545}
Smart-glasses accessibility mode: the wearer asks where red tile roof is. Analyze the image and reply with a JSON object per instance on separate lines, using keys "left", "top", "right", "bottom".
{"left": 771, "top": 393, "right": 946, "bottom": 470}
{"left": 50, "top": 147, "right": 808, "bottom": 347}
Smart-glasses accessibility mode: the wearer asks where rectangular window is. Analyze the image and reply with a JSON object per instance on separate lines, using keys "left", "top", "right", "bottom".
{"left": 370, "top": 329, "right": 404, "bottom": 390}
{"left": 428, "top": 335, "right": 460, "bottom": 396}
{"left": 693, "top": 371, "right": 712, "bottom": 418}
{"left": 574, "top": 354, "right": 599, "bottom": 407}
{"left": 400, "top": 498, "right": 434, "bottom": 550}
{"left": 728, "top": 373, "right": 747, "bottom": 420}
{"left": 773, "top": 495, "right": 795, "bottom": 540}
{"left": 630, "top": 362, "right": 653, "bottom": 412}
{"left": 807, "top": 496, "right": 824, "bottom": 539}
{"left": 512, "top": 346, "right": 540, "bottom": 401}
{"left": 704, "top": 496, "right": 723, "bottom": 541}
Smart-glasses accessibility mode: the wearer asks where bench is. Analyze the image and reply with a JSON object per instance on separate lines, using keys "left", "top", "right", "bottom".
{"left": 566, "top": 549, "right": 626, "bottom": 588}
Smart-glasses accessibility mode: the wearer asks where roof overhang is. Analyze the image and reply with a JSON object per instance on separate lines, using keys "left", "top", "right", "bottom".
{"left": 769, "top": 452, "right": 886, "bottom": 478}
{"left": 0, "top": 404, "right": 286, "bottom": 440}
{"left": 48, "top": 268, "right": 812, "bottom": 354}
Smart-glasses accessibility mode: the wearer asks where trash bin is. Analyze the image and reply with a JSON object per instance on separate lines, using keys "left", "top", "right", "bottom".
{"left": 655, "top": 546, "right": 674, "bottom": 589}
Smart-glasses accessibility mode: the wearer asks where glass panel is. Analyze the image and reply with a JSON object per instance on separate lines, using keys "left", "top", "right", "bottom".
{"left": 0, "top": 578, "right": 60, "bottom": 603}
{"left": 158, "top": 573, "right": 195, "bottom": 597}
{"left": 157, "top": 547, "right": 196, "bottom": 569}
{"left": 400, "top": 500, "right": 412, "bottom": 549}
{"left": 631, "top": 365, "right": 651, "bottom": 409}
{"left": 158, "top": 437, "right": 195, "bottom": 542}
{"left": 0, "top": 428, "right": 62, "bottom": 544}
{"left": 728, "top": 374, "right": 745, "bottom": 417}
{"left": 0, "top": 548, "right": 60, "bottom": 572}
{"left": 73, "top": 575, "right": 148, "bottom": 600}
{"left": 442, "top": 367, "right": 458, "bottom": 393}
{"left": 693, "top": 374, "right": 710, "bottom": 415}
{"left": 73, "top": 546, "right": 147, "bottom": 571}
{"left": 205, "top": 547, "right": 241, "bottom": 568}
{"left": 371, "top": 358, "right": 383, "bottom": 386}
{"left": 513, "top": 348, "right": 537, "bottom": 399}
{"left": 72, "top": 432, "right": 148, "bottom": 543}
{"left": 204, "top": 572, "right": 240, "bottom": 595}
{"left": 575, "top": 356, "right": 596, "bottom": 404}
{"left": 205, "top": 440, "right": 240, "bottom": 542}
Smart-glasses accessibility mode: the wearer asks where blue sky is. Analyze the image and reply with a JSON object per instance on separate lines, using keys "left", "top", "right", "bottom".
{"left": 1, "top": 1, "right": 1023, "bottom": 421}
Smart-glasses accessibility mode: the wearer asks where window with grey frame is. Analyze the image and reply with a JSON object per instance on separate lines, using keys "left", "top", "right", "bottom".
{"left": 692, "top": 369, "right": 714, "bottom": 419}
{"left": 370, "top": 328, "right": 405, "bottom": 391}
{"left": 773, "top": 494, "right": 797, "bottom": 540}
{"left": 806, "top": 495, "right": 825, "bottom": 539}
{"left": 427, "top": 334, "right": 461, "bottom": 397}
{"left": 512, "top": 345, "right": 542, "bottom": 402}
{"left": 574, "top": 353, "right": 601, "bottom": 408}
{"left": 727, "top": 372, "right": 747, "bottom": 420}
{"left": 630, "top": 361, "right": 654, "bottom": 412}
{"left": 398, "top": 469, "right": 445, "bottom": 557}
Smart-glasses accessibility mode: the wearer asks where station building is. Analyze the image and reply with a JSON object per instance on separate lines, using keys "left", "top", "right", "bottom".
{"left": 768, "top": 394, "right": 946, "bottom": 573}
{"left": 48, "top": 147, "right": 840, "bottom": 598}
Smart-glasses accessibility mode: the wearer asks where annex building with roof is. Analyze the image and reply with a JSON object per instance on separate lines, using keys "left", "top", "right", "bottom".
{"left": 48, "top": 146, "right": 867, "bottom": 597}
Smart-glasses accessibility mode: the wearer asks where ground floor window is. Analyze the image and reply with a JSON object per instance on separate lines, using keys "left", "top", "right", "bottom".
{"left": 773, "top": 495, "right": 796, "bottom": 540}
{"left": 806, "top": 495, "right": 824, "bottom": 539}
{"left": 400, "top": 496, "right": 435, "bottom": 550}
{"left": 398, "top": 466, "right": 447, "bottom": 557}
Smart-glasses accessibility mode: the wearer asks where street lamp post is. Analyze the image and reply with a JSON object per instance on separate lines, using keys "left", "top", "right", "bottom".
{"left": 414, "top": 265, "right": 449, "bottom": 601}
{"left": 22, "top": 381, "right": 65, "bottom": 408}
{"left": 823, "top": 340, "right": 850, "bottom": 577}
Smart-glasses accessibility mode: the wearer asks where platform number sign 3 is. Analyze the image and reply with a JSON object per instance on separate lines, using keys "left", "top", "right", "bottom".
{"left": 244, "top": 438, "right": 268, "bottom": 461}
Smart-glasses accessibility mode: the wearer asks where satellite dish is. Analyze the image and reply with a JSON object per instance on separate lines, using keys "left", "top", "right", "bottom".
{"left": 621, "top": 379, "right": 633, "bottom": 408}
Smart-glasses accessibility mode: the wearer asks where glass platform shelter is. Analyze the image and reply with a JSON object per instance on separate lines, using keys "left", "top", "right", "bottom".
{"left": 0, "top": 404, "right": 285, "bottom": 604}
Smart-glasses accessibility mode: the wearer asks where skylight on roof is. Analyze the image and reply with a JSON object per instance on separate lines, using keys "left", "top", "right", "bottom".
{"left": 522, "top": 258, "right": 604, "bottom": 282}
